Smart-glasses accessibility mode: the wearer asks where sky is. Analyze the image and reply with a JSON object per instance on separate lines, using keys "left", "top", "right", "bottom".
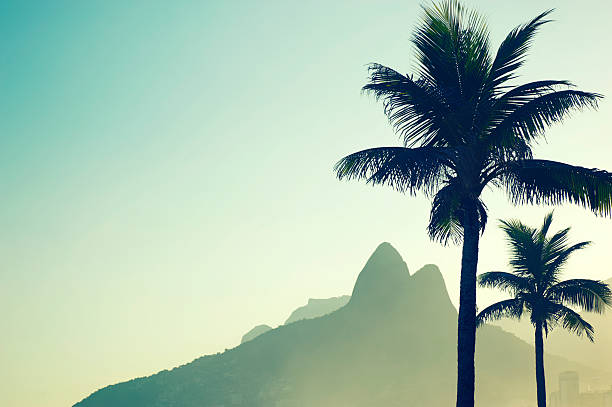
{"left": 2, "top": 1, "right": 612, "bottom": 406}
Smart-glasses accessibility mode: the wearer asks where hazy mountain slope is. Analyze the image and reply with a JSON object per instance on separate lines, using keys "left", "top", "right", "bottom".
{"left": 241, "top": 296, "right": 350, "bottom": 344}
{"left": 240, "top": 325, "right": 272, "bottom": 344}
{"left": 73, "top": 243, "right": 596, "bottom": 407}
{"left": 284, "top": 295, "right": 350, "bottom": 324}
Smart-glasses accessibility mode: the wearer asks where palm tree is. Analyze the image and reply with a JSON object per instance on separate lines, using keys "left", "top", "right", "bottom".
{"left": 334, "top": 2, "right": 612, "bottom": 407}
{"left": 476, "top": 213, "right": 612, "bottom": 407}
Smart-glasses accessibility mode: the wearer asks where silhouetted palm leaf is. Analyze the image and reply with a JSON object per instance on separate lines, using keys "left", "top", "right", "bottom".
{"left": 547, "top": 279, "right": 612, "bottom": 313}
{"left": 334, "top": 146, "right": 452, "bottom": 195}
{"left": 427, "top": 180, "right": 488, "bottom": 244}
{"left": 362, "top": 64, "right": 454, "bottom": 147}
{"left": 552, "top": 303, "right": 595, "bottom": 341}
{"left": 543, "top": 241, "right": 590, "bottom": 283}
{"left": 491, "top": 90, "right": 601, "bottom": 145}
{"left": 498, "top": 219, "right": 537, "bottom": 276}
{"left": 477, "top": 271, "right": 531, "bottom": 295}
{"left": 500, "top": 160, "right": 612, "bottom": 216}
{"left": 476, "top": 298, "right": 524, "bottom": 327}
{"left": 487, "top": 10, "right": 553, "bottom": 89}
{"left": 427, "top": 182, "right": 464, "bottom": 244}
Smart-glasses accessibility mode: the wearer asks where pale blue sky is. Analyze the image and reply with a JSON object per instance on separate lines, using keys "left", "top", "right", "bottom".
{"left": 2, "top": 1, "right": 612, "bottom": 406}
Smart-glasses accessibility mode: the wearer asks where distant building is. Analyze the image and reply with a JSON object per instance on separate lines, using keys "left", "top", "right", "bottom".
{"left": 549, "top": 372, "right": 612, "bottom": 407}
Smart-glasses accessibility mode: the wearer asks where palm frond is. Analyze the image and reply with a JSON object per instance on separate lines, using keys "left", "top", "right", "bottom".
{"left": 540, "top": 226, "right": 571, "bottom": 276}
{"left": 499, "top": 218, "right": 538, "bottom": 275}
{"left": 428, "top": 182, "right": 464, "bottom": 245}
{"left": 427, "top": 181, "right": 487, "bottom": 245}
{"left": 543, "top": 240, "right": 590, "bottom": 282}
{"left": 539, "top": 211, "right": 554, "bottom": 239}
{"left": 412, "top": 2, "right": 457, "bottom": 88}
{"left": 553, "top": 304, "right": 595, "bottom": 341}
{"left": 497, "top": 80, "right": 574, "bottom": 102}
{"left": 547, "top": 279, "right": 612, "bottom": 313}
{"left": 334, "top": 146, "right": 452, "bottom": 195}
{"left": 362, "top": 64, "right": 454, "bottom": 147}
{"left": 476, "top": 298, "right": 524, "bottom": 327}
{"left": 500, "top": 159, "right": 612, "bottom": 216}
{"left": 478, "top": 271, "right": 531, "bottom": 295}
{"left": 487, "top": 10, "right": 553, "bottom": 89}
{"left": 491, "top": 90, "right": 601, "bottom": 145}
{"left": 413, "top": 0, "right": 491, "bottom": 107}
{"left": 543, "top": 224, "right": 569, "bottom": 254}
{"left": 484, "top": 80, "right": 574, "bottom": 153}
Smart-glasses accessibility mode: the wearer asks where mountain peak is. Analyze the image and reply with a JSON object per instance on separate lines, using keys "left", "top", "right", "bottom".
{"left": 350, "top": 242, "right": 410, "bottom": 306}
{"left": 412, "top": 264, "right": 445, "bottom": 287}
{"left": 410, "top": 264, "right": 456, "bottom": 318}
{"left": 371, "top": 242, "right": 403, "bottom": 260}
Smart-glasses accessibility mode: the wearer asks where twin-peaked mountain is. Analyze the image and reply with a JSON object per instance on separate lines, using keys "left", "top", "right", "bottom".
{"left": 73, "top": 243, "right": 601, "bottom": 407}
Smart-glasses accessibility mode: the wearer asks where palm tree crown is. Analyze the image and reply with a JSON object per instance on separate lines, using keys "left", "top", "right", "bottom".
{"left": 477, "top": 212, "right": 612, "bottom": 338}
{"left": 335, "top": 2, "right": 612, "bottom": 243}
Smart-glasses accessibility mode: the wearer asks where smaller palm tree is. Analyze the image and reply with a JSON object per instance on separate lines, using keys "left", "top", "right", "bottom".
{"left": 476, "top": 212, "right": 612, "bottom": 407}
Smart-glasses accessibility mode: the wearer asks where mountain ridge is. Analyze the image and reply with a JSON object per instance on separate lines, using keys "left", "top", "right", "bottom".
{"left": 284, "top": 296, "right": 351, "bottom": 325}
{"left": 73, "top": 243, "right": 602, "bottom": 407}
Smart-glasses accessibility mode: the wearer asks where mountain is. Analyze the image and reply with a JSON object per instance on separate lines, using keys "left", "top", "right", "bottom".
{"left": 493, "top": 276, "right": 612, "bottom": 389}
{"left": 241, "top": 325, "right": 272, "bottom": 344}
{"left": 284, "top": 296, "right": 350, "bottom": 325}
{"left": 240, "top": 296, "right": 349, "bottom": 343}
{"left": 73, "top": 243, "right": 600, "bottom": 407}
{"left": 241, "top": 295, "right": 349, "bottom": 344}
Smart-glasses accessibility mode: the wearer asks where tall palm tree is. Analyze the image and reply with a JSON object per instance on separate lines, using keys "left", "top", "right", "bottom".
{"left": 476, "top": 213, "right": 612, "bottom": 407}
{"left": 334, "top": 2, "right": 612, "bottom": 407}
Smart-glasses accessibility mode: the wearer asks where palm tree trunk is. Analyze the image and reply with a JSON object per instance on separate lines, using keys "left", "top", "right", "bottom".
{"left": 535, "top": 322, "right": 547, "bottom": 407}
{"left": 456, "top": 202, "right": 480, "bottom": 407}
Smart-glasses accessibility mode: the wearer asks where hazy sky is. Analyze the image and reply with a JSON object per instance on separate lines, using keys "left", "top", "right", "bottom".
{"left": 2, "top": 1, "right": 612, "bottom": 406}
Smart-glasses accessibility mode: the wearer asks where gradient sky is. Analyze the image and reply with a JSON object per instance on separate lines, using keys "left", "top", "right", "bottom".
{"left": 2, "top": 1, "right": 612, "bottom": 406}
